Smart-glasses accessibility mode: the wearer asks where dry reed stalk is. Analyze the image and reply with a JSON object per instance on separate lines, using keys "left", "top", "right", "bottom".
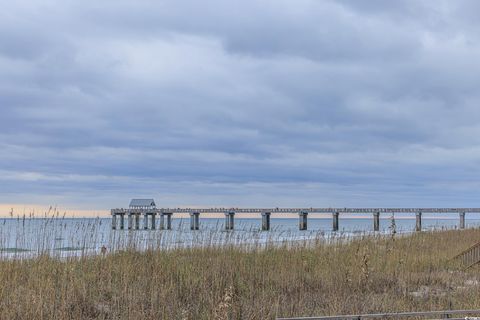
{"left": 0, "top": 216, "right": 479, "bottom": 319}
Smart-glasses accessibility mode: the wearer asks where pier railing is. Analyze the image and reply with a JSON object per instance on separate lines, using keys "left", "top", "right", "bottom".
{"left": 277, "top": 309, "right": 480, "bottom": 320}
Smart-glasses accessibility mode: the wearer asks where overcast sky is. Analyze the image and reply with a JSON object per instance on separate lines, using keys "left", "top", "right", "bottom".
{"left": 2, "top": 0, "right": 480, "bottom": 210}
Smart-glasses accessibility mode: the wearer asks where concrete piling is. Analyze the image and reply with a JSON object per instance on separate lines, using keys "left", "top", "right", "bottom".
{"left": 190, "top": 212, "right": 200, "bottom": 230}
{"left": 416, "top": 211, "right": 422, "bottom": 232}
{"left": 135, "top": 214, "right": 140, "bottom": 230}
{"left": 151, "top": 213, "right": 156, "bottom": 230}
{"left": 373, "top": 211, "right": 380, "bottom": 232}
{"left": 261, "top": 212, "right": 271, "bottom": 231}
{"left": 333, "top": 211, "right": 339, "bottom": 231}
{"left": 460, "top": 211, "right": 466, "bottom": 229}
{"left": 225, "top": 211, "right": 235, "bottom": 230}
{"left": 161, "top": 213, "right": 172, "bottom": 230}
{"left": 299, "top": 211, "right": 308, "bottom": 231}
{"left": 112, "top": 214, "right": 117, "bottom": 230}
{"left": 160, "top": 213, "right": 165, "bottom": 230}
{"left": 144, "top": 213, "right": 149, "bottom": 230}
{"left": 128, "top": 214, "right": 133, "bottom": 230}
{"left": 120, "top": 214, "right": 124, "bottom": 230}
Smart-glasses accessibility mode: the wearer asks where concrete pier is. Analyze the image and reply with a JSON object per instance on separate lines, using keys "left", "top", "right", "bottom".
{"left": 333, "top": 211, "right": 339, "bottom": 231}
{"left": 373, "top": 211, "right": 380, "bottom": 231}
{"left": 299, "top": 211, "right": 308, "bottom": 231}
{"left": 111, "top": 207, "right": 480, "bottom": 232}
{"left": 190, "top": 212, "right": 200, "bottom": 230}
{"left": 261, "top": 212, "right": 271, "bottom": 231}
{"left": 460, "top": 212, "right": 466, "bottom": 229}
{"left": 225, "top": 211, "right": 235, "bottom": 230}
{"left": 416, "top": 211, "right": 422, "bottom": 232}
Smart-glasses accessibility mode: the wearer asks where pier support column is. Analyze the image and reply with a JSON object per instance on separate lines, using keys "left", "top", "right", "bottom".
{"left": 128, "top": 214, "right": 133, "bottom": 230}
{"left": 163, "top": 213, "right": 172, "bottom": 230}
{"left": 120, "top": 214, "right": 124, "bottom": 230}
{"left": 373, "top": 211, "right": 380, "bottom": 232}
{"left": 190, "top": 212, "right": 200, "bottom": 230}
{"left": 299, "top": 211, "right": 308, "bottom": 231}
{"left": 151, "top": 213, "right": 156, "bottom": 230}
{"left": 135, "top": 214, "right": 140, "bottom": 230}
{"left": 460, "top": 212, "right": 466, "bottom": 229}
{"left": 159, "top": 213, "right": 165, "bottom": 230}
{"left": 415, "top": 211, "right": 422, "bottom": 232}
{"left": 112, "top": 214, "right": 117, "bottom": 230}
{"left": 144, "top": 213, "right": 149, "bottom": 230}
{"left": 261, "top": 212, "right": 271, "bottom": 231}
{"left": 160, "top": 213, "right": 172, "bottom": 230}
{"left": 333, "top": 211, "right": 340, "bottom": 232}
{"left": 225, "top": 211, "right": 235, "bottom": 230}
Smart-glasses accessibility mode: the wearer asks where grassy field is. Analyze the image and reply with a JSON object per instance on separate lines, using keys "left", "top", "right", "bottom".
{"left": 0, "top": 229, "right": 479, "bottom": 319}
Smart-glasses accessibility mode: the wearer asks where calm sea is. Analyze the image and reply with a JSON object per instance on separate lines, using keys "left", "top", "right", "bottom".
{"left": 1, "top": 215, "right": 479, "bottom": 258}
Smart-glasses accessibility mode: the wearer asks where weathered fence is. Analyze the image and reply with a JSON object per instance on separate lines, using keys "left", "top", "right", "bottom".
{"left": 277, "top": 309, "right": 480, "bottom": 320}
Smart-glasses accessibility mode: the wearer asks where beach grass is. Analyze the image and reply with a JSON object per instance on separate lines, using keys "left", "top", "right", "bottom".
{"left": 0, "top": 228, "right": 479, "bottom": 319}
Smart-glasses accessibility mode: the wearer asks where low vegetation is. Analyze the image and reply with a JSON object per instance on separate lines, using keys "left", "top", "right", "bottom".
{"left": 0, "top": 229, "right": 479, "bottom": 319}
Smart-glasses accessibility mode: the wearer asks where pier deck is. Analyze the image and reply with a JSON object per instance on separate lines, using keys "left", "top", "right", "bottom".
{"left": 112, "top": 208, "right": 480, "bottom": 214}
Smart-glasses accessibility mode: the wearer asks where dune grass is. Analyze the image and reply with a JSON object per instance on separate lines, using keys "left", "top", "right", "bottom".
{"left": 0, "top": 228, "right": 479, "bottom": 319}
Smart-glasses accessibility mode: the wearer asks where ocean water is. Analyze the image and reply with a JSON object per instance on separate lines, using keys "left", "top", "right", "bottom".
{"left": 1, "top": 215, "right": 479, "bottom": 258}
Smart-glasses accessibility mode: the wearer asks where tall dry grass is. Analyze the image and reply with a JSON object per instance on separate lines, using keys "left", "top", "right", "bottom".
{"left": 0, "top": 228, "right": 479, "bottom": 319}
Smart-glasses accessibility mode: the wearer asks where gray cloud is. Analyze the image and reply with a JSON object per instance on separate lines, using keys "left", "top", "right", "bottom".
{"left": 1, "top": 0, "right": 480, "bottom": 210}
